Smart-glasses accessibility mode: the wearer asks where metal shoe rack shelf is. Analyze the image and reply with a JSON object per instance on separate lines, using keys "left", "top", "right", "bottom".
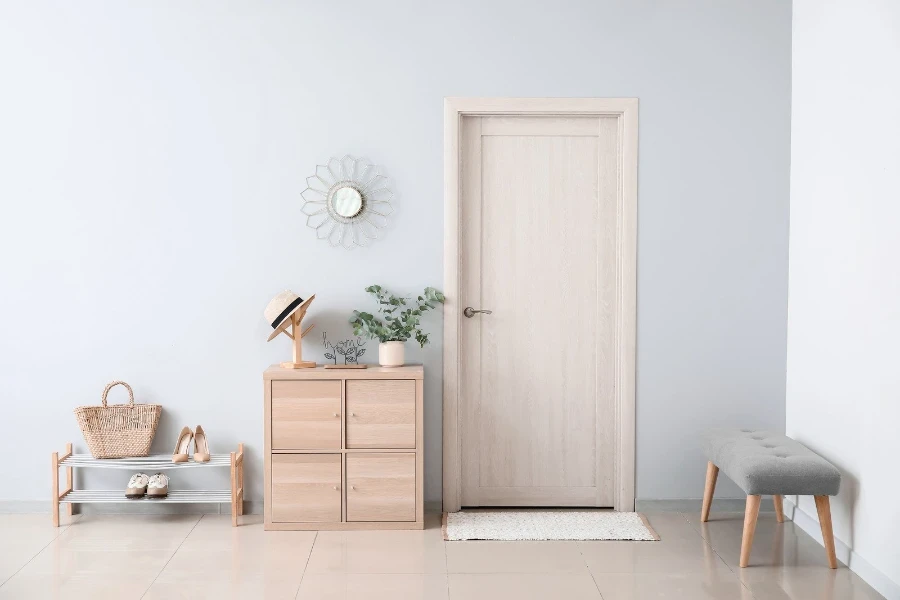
{"left": 51, "top": 442, "right": 244, "bottom": 527}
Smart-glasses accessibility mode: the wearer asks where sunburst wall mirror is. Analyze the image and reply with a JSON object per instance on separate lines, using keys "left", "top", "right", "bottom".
{"left": 301, "top": 155, "right": 394, "bottom": 249}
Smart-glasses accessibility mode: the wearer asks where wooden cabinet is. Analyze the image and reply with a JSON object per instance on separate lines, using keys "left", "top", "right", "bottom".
{"left": 264, "top": 365, "right": 423, "bottom": 530}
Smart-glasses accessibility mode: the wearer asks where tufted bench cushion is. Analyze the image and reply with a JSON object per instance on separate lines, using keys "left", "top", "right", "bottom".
{"left": 701, "top": 429, "right": 841, "bottom": 496}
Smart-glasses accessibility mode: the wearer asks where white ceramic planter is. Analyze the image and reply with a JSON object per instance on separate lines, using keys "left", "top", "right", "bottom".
{"left": 379, "top": 341, "right": 405, "bottom": 367}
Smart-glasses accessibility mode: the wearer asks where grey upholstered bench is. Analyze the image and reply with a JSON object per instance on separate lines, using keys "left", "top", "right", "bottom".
{"left": 700, "top": 429, "right": 842, "bottom": 568}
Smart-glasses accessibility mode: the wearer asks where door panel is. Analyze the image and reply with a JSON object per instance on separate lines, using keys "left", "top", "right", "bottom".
{"left": 346, "top": 453, "right": 415, "bottom": 522}
{"left": 272, "top": 454, "right": 341, "bottom": 522}
{"left": 271, "top": 380, "right": 341, "bottom": 450}
{"left": 460, "top": 115, "right": 618, "bottom": 507}
{"left": 346, "top": 380, "right": 415, "bottom": 448}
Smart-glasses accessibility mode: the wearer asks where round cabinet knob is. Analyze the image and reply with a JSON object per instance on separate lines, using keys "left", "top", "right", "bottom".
{"left": 333, "top": 413, "right": 339, "bottom": 417}
{"left": 351, "top": 485, "right": 356, "bottom": 491}
{"left": 350, "top": 412, "right": 356, "bottom": 417}
{"left": 333, "top": 486, "right": 339, "bottom": 491}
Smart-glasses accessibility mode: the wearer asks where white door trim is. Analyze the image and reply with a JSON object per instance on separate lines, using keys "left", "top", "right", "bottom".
{"left": 442, "top": 97, "right": 638, "bottom": 512}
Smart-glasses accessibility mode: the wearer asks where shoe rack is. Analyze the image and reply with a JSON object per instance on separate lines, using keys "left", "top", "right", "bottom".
{"left": 51, "top": 442, "right": 245, "bottom": 526}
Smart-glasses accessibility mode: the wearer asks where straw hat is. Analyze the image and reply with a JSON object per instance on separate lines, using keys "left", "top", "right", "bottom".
{"left": 264, "top": 290, "right": 314, "bottom": 342}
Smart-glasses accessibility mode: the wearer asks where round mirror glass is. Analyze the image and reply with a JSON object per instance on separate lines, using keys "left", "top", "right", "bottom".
{"left": 332, "top": 186, "right": 363, "bottom": 218}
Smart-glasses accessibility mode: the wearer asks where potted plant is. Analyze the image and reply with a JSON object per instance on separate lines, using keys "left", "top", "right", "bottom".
{"left": 350, "top": 285, "right": 445, "bottom": 367}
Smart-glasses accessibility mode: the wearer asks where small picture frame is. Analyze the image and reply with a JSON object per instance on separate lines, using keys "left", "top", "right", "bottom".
{"left": 322, "top": 334, "right": 368, "bottom": 369}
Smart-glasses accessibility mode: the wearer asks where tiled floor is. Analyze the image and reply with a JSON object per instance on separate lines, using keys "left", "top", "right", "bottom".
{"left": 0, "top": 511, "right": 886, "bottom": 599}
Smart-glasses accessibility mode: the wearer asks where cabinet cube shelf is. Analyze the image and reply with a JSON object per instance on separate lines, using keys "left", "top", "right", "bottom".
{"left": 263, "top": 365, "right": 424, "bottom": 530}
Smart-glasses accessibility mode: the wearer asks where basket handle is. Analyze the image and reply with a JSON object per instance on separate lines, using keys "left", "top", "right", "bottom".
{"left": 101, "top": 381, "right": 135, "bottom": 407}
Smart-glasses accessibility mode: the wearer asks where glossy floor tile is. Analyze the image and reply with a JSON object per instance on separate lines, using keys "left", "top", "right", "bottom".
{"left": 0, "top": 511, "right": 888, "bottom": 599}
{"left": 579, "top": 536, "right": 733, "bottom": 575}
{"left": 744, "top": 567, "right": 887, "bottom": 600}
{"left": 0, "top": 513, "right": 78, "bottom": 583}
{"left": 298, "top": 574, "right": 449, "bottom": 600}
{"left": 144, "top": 576, "right": 303, "bottom": 600}
{"left": 590, "top": 572, "right": 753, "bottom": 600}
{"left": 0, "top": 572, "right": 154, "bottom": 600}
{"left": 445, "top": 540, "right": 587, "bottom": 573}
{"left": 158, "top": 519, "right": 315, "bottom": 582}
{"left": 305, "top": 515, "right": 446, "bottom": 575}
{"left": 690, "top": 512, "right": 839, "bottom": 571}
{"left": 449, "top": 573, "right": 601, "bottom": 599}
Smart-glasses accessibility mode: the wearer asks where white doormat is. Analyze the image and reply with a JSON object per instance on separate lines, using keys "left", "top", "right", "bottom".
{"left": 442, "top": 510, "right": 660, "bottom": 541}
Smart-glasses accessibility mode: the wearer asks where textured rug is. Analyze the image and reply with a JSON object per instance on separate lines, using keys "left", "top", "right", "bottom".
{"left": 442, "top": 510, "right": 660, "bottom": 541}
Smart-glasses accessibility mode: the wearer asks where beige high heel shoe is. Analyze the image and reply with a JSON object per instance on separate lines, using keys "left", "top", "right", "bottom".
{"left": 172, "top": 427, "right": 193, "bottom": 463}
{"left": 193, "top": 425, "right": 210, "bottom": 463}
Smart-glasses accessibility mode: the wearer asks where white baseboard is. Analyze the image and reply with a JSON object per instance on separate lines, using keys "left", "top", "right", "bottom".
{"left": 0, "top": 500, "right": 263, "bottom": 515}
{"left": 635, "top": 498, "right": 776, "bottom": 513}
{"left": 432, "top": 499, "right": 773, "bottom": 514}
{"left": 784, "top": 498, "right": 900, "bottom": 600}
{"left": 0, "top": 501, "right": 51, "bottom": 514}
{"left": 3, "top": 500, "right": 440, "bottom": 517}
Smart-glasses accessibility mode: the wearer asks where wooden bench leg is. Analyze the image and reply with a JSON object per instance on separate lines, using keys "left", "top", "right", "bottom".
{"left": 740, "top": 495, "right": 761, "bottom": 567}
{"left": 701, "top": 461, "right": 718, "bottom": 522}
{"left": 773, "top": 494, "right": 784, "bottom": 523}
{"left": 815, "top": 495, "right": 838, "bottom": 568}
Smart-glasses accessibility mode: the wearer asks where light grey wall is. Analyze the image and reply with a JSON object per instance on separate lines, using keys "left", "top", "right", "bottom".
{"left": 0, "top": 1, "right": 790, "bottom": 505}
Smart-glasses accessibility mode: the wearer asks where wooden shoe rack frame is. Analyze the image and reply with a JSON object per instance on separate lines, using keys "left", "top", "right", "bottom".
{"left": 52, "top": 442, "right": 245, "bottom": 527}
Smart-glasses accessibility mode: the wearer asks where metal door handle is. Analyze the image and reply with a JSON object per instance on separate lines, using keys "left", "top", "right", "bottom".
{"left": 464, "top": 307, "right": 493, "bottom": 318}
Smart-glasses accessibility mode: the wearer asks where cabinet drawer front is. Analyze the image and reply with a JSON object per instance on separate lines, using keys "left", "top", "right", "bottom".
{"left": 346, "top": 453, "right": 415, "bottom": 522}
{"left": 272, "top": 454, "right": 342, "bottom": 523}
{"left": 346, "top": 380, "right": 415, "bottom": 449}
{"left": 272, "top": 380, "right": 341, "bottom": 449}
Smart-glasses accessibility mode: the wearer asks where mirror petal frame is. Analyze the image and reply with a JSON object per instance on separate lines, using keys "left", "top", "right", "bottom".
{"left": 300, "top": 155, "right": 393, "bottom": 249}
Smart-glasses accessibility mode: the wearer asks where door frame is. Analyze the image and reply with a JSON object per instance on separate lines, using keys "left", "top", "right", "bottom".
{"left": 442, "top": 97, "right": 638, "bottom": 512}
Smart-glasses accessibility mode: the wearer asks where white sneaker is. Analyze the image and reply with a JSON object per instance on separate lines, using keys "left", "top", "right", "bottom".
{"left": 147, "top": 473, "right": 169, "bottom": 499}
{"left": 125, "top": 473, "right": 150, "bottom": 499}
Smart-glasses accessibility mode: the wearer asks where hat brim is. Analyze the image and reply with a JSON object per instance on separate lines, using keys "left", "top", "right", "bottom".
{"left": 266, "top": 295, "right": 314, "bottom": 342}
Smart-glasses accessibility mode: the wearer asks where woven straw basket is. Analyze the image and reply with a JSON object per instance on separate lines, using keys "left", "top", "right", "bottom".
{"left": 74, "top": 381, "right": 161, "bottom": 458}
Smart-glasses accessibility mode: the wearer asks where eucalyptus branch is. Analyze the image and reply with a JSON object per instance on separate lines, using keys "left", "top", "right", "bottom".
{"left": 350, "top": 285, "right": 445, "bottom": 347}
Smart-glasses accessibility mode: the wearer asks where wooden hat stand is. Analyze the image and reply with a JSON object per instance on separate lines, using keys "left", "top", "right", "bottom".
{"left": 273, "top": 294, "right": 317, "bottom": 369}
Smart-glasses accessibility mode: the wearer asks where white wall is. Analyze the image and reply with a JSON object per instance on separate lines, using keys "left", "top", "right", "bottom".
{"left": 0, "top": 1, "right": 791, "bottom": 505}
{"left": 788, "top": 0, "right": 900, "bottom": 595}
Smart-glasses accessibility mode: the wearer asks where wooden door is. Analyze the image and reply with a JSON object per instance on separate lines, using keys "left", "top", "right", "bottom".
{"left": 459, "top": 115, "right": 618, "bottom": 507}
{"left": 271, "top": 454, "right": 342, "bottom": 522}
{"left": 346, "top": 453, "right": 415, "bottom": 521}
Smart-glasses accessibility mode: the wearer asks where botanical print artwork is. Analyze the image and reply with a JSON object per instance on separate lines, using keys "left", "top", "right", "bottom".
{"left": 322, "top": 333, "right": 367, "bottom": 365}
